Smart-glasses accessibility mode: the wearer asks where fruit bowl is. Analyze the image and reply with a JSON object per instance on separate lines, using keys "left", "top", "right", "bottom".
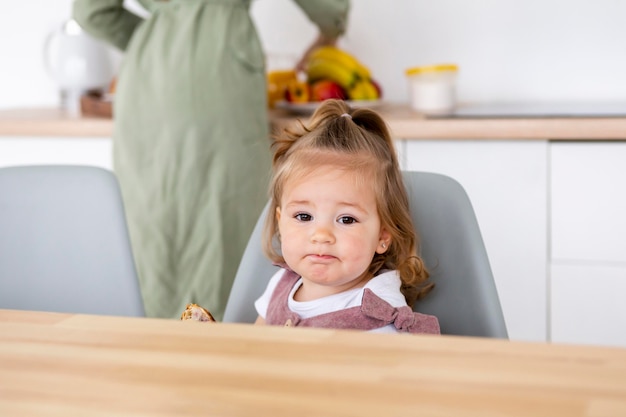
{"left": 267, "top": 47, "right": 382, "bottom": 111}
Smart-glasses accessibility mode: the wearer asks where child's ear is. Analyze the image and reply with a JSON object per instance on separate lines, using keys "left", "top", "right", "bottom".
{"left": 275, "top": 207, "right": 281, "bottom": 222}
{"left": 376, "top": 229, "right": 391, "bottom": 254}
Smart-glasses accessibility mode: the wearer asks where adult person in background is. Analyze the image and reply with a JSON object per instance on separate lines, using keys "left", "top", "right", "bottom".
{"left": 73, "top": 0, "right": 350, "bottom": 320}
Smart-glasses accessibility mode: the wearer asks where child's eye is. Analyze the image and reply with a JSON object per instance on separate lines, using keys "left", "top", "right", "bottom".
{"left": 338, "top": 216, "right": 357, "bottom": 225}
{"left": 295, "top": 213, "right": 312, "bottom": 222}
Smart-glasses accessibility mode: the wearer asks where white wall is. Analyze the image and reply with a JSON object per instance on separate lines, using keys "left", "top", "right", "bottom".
{"left": 2, "top": 0, "right": 626, "bottom": 109}
{"left": 1, "top": 1, "right": 74, "bottom": 109}
{"left": 252, "top": 0, "right": 626, "bottom": 104}
{"left": 0, "top": 0, "right": 136, "bottom": 109}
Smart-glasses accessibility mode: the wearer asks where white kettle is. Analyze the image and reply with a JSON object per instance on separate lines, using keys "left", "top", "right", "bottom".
{"left": 44, "top": 19, "right": 115, "bottom": 114}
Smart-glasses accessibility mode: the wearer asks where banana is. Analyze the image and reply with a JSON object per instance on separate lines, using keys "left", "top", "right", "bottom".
{"left": 309, "top": 46, "right": 371, "bottom": 81}
{"left": 306, "top": 58, "right": 359, "bottom": 91}
{"left": 363, "top": 80, "right": 379, "bottom": 99}
{"left": 347, "top": 80, "right": 379, "bottom": 101}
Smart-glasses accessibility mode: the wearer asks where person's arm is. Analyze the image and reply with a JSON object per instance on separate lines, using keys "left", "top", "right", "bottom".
{"left": 293, "top": 0, "right": 350, "bottom": 39}
{"left": 293, "top": 0, "right": 350, "bottom": 71}
{"left": 296, "top": 33, "right": 339, "bottom": 72}
{"left": 73, "top": 0, "right": 143, "bottom": 51}
{"left": 255, "top": 316, "right": 266, "bottom": 325}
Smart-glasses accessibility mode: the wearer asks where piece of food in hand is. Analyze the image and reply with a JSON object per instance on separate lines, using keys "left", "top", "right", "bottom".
{"left": 310, "top": 80, "right": 347, "bottom": 101}
{"left": 180, "top": 303, "right": 216, "bottom": 322}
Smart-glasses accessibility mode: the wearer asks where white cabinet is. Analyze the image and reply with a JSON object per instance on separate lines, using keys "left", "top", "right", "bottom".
{"left": 551, "top": 142, "right": 626, "bottom": 263}
{"left": 0, "top": 137, "right": 113, "bottom": 170}
{"left": 551, "top": 264, "right": 626, "bottom": 347}
{"left": 402, "top": 140, "right": 549, "bottom": 343}
{"left": 550, "top": 142, "right": 626, "bottom": 347}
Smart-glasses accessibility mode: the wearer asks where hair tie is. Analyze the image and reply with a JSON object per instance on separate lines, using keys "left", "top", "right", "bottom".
{"left": 340, "top": 113, "right": 352, "bottom": 119}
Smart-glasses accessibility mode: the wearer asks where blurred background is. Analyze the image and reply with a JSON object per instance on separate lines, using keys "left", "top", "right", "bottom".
{"left": 2, "top": 0, "right": 626, "bottom": 109}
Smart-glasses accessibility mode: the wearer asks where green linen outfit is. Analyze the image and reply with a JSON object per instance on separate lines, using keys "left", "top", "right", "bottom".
{"left": 73, "top": 0, "right": 349, "bottom": 320}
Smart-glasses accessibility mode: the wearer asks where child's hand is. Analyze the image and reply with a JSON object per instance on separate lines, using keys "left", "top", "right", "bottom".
{"left": 180, "top": 303, "right": 216, "bottom": 322}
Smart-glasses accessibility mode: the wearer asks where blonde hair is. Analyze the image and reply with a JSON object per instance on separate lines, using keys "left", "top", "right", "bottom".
{"left": 263, "top": 99, "right": 432, "bottom": 307}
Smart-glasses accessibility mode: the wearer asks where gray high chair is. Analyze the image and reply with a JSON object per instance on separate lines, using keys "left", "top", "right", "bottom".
{"left": 223, "top": 171, "right": 508, "bottom": 338}
{"left": 0, "top": 165, "right": 144, "bottom": 316}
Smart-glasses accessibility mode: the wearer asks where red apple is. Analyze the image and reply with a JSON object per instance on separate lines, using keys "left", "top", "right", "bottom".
{"left": 310, "top": 80, "right": 347, "bottom": 101}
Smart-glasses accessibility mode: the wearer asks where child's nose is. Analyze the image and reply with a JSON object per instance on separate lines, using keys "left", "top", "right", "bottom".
{"left": 311, "top": 224, "right": 335, "bottom": 244}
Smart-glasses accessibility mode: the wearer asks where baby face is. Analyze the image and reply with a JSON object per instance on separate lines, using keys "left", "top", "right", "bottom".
{"left": 276, "top": 166, "right": 389, "bottom": 300}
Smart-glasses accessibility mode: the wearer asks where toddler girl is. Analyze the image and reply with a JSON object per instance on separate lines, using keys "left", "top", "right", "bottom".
{"left": 254, "top": 99, "right": 439, "bottom": 334}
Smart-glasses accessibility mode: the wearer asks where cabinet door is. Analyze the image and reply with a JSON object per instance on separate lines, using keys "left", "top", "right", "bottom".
{"left": 551, "top": 142, "right": 626, "bottom": 263}
{"left": 551, "top": 263, "right": 626, "bottom": 347}
{"left": 550, "top": 142, "right": 626, "bottom": 347}
{"left": 404, "top": 140, "right": 549, "bottom": 342}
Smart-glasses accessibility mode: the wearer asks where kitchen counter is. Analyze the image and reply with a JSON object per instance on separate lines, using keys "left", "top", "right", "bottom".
{"left": 0, "top": 108, "right": 112, "bottom": 138}
{"left": 3, "top": 104, "right": 626, "bottom": 140}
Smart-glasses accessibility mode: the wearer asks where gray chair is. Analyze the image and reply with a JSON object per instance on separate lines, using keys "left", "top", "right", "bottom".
{"left": 223, "top": 171, "right": 508, "bottom": 338}
{"left": 0, "top": 165, "right": 144, "bottom": 317}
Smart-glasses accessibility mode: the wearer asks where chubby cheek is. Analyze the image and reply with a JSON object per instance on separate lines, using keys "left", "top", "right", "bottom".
{"left": 277, "top": 226, "right": 302, "bottom": 260}
{"left": 280, "top": 236, "right": 311, "bottom": 273}
{"left": 340, "top": 233, "right": 378, "bottom": 263}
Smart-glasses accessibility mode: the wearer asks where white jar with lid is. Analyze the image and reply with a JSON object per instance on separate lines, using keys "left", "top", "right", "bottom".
{"left": 405, "top": 64, "right": 458, "bottom": 115}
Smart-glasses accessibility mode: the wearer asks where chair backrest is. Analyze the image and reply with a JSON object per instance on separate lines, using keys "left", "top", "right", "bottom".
{"left": 0, "top": 165, "right": 144, "bottom": 317}
{"left": 223, "top": 171, "right": 508, "bottom": 338}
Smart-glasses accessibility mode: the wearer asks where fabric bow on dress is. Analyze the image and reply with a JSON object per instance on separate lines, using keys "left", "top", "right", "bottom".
{"left": 360, "top": 289, "right": 440, "bottom": 334}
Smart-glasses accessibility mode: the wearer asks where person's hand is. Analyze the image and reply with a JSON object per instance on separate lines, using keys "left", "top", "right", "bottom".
{"left": 295, "top": 33, "right": 338, "bottom": 73}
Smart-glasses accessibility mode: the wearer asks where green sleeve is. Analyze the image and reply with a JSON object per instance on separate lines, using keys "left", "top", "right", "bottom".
{"left": 73, "top": 0, "right": 143, "bottom": 51}
{"left": 293, "top": 0, "right": 350, "bottom": 39}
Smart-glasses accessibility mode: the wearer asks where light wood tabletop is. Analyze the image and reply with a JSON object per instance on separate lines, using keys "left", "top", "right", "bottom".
{"left": 1, "top": 309, "right": 625, "bottom": 417}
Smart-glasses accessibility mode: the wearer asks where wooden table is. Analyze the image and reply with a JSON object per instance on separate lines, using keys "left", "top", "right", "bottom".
{"left": 1, "top": 309, "right": 625, "bottom": 416}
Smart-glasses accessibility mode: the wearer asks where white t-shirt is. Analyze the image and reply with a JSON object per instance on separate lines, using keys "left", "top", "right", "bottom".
{"left": 254, "top": 269, "right": 409, "bottom": 334}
